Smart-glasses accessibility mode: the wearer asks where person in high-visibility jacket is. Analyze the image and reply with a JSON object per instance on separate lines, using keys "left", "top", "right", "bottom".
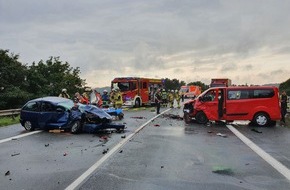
{"left": 114, "top": 87, "right": 123, "bottom": 108}
{"left": 168, "top": 90, "right": 174, "bottom": 108}
{"left": 174, "top": 90, "right": 181, "bottom": 108}
{"left": 161, "top": 89, "right": 168, "bottom": 107}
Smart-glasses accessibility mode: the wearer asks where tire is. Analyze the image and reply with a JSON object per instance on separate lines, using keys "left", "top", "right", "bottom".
{"left": 23, "top": 121, "right": 34, "bottom": 131}
{"left": 195, "top": 111, "right": 208, "bottom": 124}
{"left": 184, "top": 112, "right": 191, "bottom": 124}
{"left": 253, "top": 112, "right": 269, "bottom": 126}
{"left": 118, "top": 113, "right": 124, "bottom": 120}
{"left": 134, "top": 98, "right": 141, "bottom": 108}
{"left": 70, "top": 120, "right": 82, "bottom": 134}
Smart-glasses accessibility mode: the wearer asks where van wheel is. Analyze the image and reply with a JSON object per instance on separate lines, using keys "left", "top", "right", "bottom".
{"left": 253, "top": 112, "right": 269, "bottom": 126}
{"left": 70, "top": 121, "right": 82, "bottom": 134}
{"left": 184, "top": 112, "right": 191, "bottom": 124}
{"left": 135, "top": 99, "right": 141, "bottom": 108}
{"left": 195, "top": 111, "right": 208, "bottom": 124}
{"left": 24, "top": 121, "right": 35, "bottom": 131}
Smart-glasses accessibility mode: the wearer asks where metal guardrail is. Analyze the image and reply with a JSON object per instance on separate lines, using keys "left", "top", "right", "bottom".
{"left": 0, "top": 109, "right": 21, "bottom": 118}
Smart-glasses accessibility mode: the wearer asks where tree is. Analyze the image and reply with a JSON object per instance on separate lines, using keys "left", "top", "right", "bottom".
{"left": 0, "top": 49, "right": 31, "bottom": 109}
{"left": 163, "top": 78, "right": 186, "bottom": 91}
{"left": 26, "top": 56, "right": 86, "bottom": 98}
{"left": 279, "top": 78, "right": 290, "bottom": 95}
{"left": 187, "top": 81, "right": 209, "bottom": 91}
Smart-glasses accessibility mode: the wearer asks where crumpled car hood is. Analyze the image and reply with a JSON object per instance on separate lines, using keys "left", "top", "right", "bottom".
{"left": 80, "top": 105, "right": 113, "bottom": 120}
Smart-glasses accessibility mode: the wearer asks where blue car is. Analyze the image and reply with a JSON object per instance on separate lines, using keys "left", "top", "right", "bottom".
{"left": 20, "top": 96, "right": 125, "bottom": 134}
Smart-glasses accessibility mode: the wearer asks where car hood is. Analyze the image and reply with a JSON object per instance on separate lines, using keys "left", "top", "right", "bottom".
{"left": 79, "top": 105, "right": 113, "bottom": 120}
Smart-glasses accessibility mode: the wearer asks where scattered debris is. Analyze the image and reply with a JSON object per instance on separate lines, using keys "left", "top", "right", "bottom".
{"left": 153, "top": 124, "right": 160, "bottom": 127}
{"left": 212, "top": 166, "right": 234, "bottom": 175}
{"left": 130, "top": 116, "right": 146, "bottom": 119}
{"left": 163, "top": 114, "right": 183, "bottom": 120}
{"left": 119, "top": 150, "right": 123, "bottom": 153}
{"left": 216, "top": 133, "right": 227, "bottom": 138}
{"left": 11, "top": 138, "right": 18, "bottom": 140}
{"left": 251, "top": 128, "right": 262, "bottom": 133}
{"left": 45, "top": 144, "right": 49, "bottom": 147}
{"left": 49, "top": 129, "right": 64, "bottom": 133}
{"left": 121, "top": 135, "right": 126, "bottom": 138}
{"left": 11, "top": 153, "right": 20, "bottom": 157}
{"left": 5, "top": 171, "right": 10, "bottom": 176}
{"left": 63, "top": 152, "right": 67, "bottom": 156}
{"left": 161, "top": 166, "right": 164, "bottom": 169}
{"left": 207, "top": 131, "right": 213, "bottom": 133}
{"left": 102, "top": 149, "right": 108, "bottom": 154}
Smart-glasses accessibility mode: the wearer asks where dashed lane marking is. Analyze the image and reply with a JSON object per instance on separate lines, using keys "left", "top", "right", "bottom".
{"left": 65, "top": 108, "right": 172, "bottom": 190}
{"left": 0, "top": 131, "right": 42, "bottom": 144}
{"left": 227, "top": 124, "right": 290, "bottom": 181}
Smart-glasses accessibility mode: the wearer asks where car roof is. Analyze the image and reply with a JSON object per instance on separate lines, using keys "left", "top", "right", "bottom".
{"left": 30, "top": 96, "right": 72, "bottom": 104}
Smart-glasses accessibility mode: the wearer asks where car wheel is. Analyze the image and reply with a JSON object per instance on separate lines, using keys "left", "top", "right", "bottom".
{"left": 24, "top": 121, "right": 34, "bottom": 131}
{"left": 253, "top": 112, "right": 269, "bottom": 126}
{"left": 195, "top": 111, "right": 208, "bottom": 124}
{"left": 70, "top": 121, "right": 82, "bottom": 134}
{"left": 135, "top": 98, "right": 141, "bottom": 108}
{"left": 184, "top": 112, "right": 191, "bottom": 124}
{"left": 118, "top": 113, "right": 124, "bottom": 120}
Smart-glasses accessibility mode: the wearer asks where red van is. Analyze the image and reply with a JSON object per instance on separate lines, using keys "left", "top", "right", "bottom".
{"left": 183, "top": 86, "right": 281, "bottom": 126}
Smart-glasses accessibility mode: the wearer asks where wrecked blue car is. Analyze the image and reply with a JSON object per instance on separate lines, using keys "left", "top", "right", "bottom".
{"left": 103, "top": 107, "right": 124, "bottom": 120}
{"left": 20, "top": 96, "right": 125, "bottom": 134}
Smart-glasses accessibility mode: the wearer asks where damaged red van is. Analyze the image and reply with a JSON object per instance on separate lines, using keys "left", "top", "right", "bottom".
{"left": 183, "top": 86, "right": 281, "bottom": 126}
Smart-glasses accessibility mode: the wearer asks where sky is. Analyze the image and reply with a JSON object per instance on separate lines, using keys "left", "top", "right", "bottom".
{"left": 1, "top": 0, "right": 290, "bottom": 87}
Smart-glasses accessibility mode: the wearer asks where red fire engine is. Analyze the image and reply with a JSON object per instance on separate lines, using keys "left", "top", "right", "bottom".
{"left": 111, "top": 77, "right": 164, "bottom": 107}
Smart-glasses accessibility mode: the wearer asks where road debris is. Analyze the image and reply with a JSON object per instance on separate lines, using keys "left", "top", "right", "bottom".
{"left": 45, "top": 144, "right": 49, "bottom": 147}
{"left": 119, "top": 150, "right": 123, "bottom": 153}
{"left": 216, "top": 133, "right": 227, "bottom": 138}
{"left": 130, "top": 116, "right": 146, "bottom": 119}
{"left": 161, "top": 166, "right": 164, "bottom": 169}
{"left": 153, "top": 124, "right": 160, "bottom": 127}
{"left": 5, "top": 171, "right": 10, "bottom": 176}
{"left": 121, "top": 135, "right": 126, "bottom": 138}
{"left": 251, "top": 128, "right": 262, "bottom": 133}
{"left": 163, "top": 114, "right": 183, "bottom": 120}
{"left": 102, "top": 149, "right": 109, "bottom": 154}
{"left": 212, "top": 166, "right": 234, "bottom": 175}
{"left": 11, "top": 153, "right": 20, "bottom": 157}
{"left": 63, "top": 152, "right": 68, "bottom": 156}
{"left": 49, "top": 129, "right": 64, "bottom": 133}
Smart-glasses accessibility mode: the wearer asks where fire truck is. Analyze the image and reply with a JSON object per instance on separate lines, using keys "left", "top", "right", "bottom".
{"left": 210, "top": 78, "right": 232, "bottom": 87}
{"left": 111, "top": 77, "right": 164, "bottom": 107}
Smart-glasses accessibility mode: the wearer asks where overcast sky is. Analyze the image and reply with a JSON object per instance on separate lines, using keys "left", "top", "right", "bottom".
{"left": 1, "top": 0, "right": 289, "bottom": 87}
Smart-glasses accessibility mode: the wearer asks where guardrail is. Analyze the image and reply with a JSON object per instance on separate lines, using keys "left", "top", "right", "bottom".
{"left": 0, "top": 109, "right": 21, "bottom": 118}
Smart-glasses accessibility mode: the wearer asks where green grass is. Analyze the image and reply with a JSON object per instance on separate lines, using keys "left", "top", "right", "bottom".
{"left": 0, "top": 116, "right": 20, "bottom": 127}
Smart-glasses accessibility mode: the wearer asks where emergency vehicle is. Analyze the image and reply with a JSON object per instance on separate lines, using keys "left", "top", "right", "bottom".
{"left": 111, "top": 77, "right": 163, "bottom": 107}
{"left": 181, "top": 85, "right": 202, "bottom": 98}
{"left": 183, "top": 86, "right": 281, "bottom": 126}
{"left": 210, "top": 78, "right": 232, "bottom": 87}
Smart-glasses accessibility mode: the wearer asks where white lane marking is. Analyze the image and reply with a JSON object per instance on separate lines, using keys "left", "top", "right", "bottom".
{"left": 0, "top": 131, "right": 42, "bottom": 144}
{"left": 227, "top": 124, "right": 290, "bottom": 181}
{"left": 65, "top": 108, "right": 171, "bottom": 190}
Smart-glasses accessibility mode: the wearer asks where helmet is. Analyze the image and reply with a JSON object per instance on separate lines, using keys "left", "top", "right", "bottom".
{"left": 171, "top": 90, "right": 174, "bottom": 92}
{"left": 175, "top": 90, "right": 178, "bottom": 92}
{"left": 162, "top": 89, "right": 165, "bottom": 92}
{"left": 62, "top": 88, "right": 67, "bottom": 93}
{"left": 103, "top": 90, "right": 108, "bottom": 93}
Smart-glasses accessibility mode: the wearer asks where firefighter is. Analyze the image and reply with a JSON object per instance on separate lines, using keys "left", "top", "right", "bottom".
{"left": 161, "top": 89, "right": 168, "bottom": 107}
{"left": 74, "top": 92, "right": 88, "bottom": 104}
{"left": 102, "top": 90, "right": 110, "bottom": 108}
{"left": 168, "top": 90, "right": 174, "bottom": 108}
{"left": 110, "top": 89, "right": 116, "bottom": 108}
{"left": 175, "top": 90, "right": 181, "bottom": 108}
{"left": 59, "top": 89, "right": 70, "bottom": 99}
{"left": 90, "top": 89, "right": 103, "bottom": 107}
{"left": 114, "top": 87, "right": 123, "bottom": 108}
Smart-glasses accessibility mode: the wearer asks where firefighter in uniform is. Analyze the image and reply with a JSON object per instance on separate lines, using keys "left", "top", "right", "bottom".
{"left": 175, "top": 90, "right": 181, "bottom": 108}
{"left": 110, "top": 89, "right": 116, "bottom": 108}
{"left": 168, "top": 90, "right": 174, "bottom": 108}
{"left": 161, "top": 89, "right": 168, "bottom": 107}
{"left": 114, "top": 88, "right": 123, "bottom": 108}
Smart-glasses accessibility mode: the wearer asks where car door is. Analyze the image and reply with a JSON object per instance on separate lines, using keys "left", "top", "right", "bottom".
{"left": 200, "top": 89, "right": 219, "bottom": 120}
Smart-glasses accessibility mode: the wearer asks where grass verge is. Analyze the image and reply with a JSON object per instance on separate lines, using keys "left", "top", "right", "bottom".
{"left": 0, "top": 116, "right": 20, "bottom": 127}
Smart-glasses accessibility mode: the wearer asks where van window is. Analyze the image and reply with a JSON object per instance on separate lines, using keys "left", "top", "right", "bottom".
{"left": 227, "top": 89, "right": 274, "bottom": 100}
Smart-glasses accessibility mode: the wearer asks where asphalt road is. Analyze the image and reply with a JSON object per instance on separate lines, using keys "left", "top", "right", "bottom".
{"left": 0, "top": 104, "right": 290, "bottom": 190}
